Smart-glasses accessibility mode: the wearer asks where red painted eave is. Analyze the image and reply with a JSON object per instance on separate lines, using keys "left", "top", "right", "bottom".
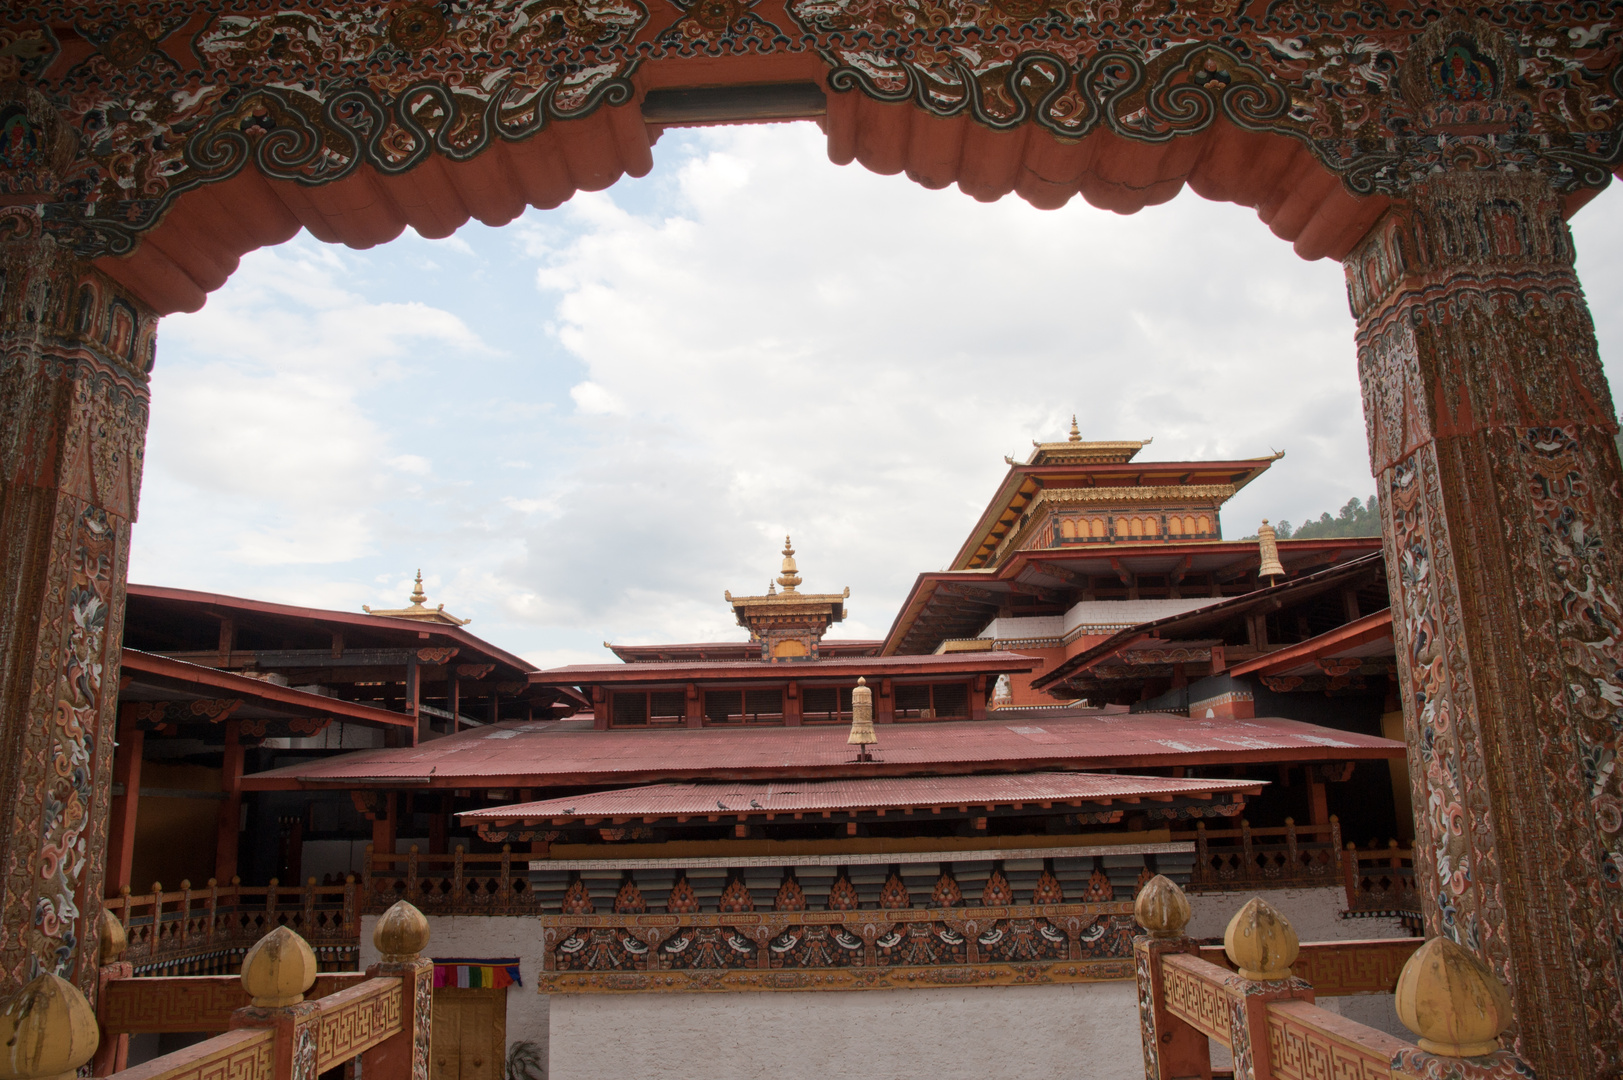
{"left": 1228, "top": 609, "right": 1394, "bottom": 677}
{"left": 126, "top": 583, "right": 535, "bottom": 674}
{"left": 239, "top": 711, "right": 1404, "bottom": 791}
{"left": 120, "top": 649, "right": 416, "bottom": 729}
{"left": 532, "top": 650, "right": 1042, "bottom": 686}
{"left": 459, "top": 772, "right": 1265, "bottom": 824}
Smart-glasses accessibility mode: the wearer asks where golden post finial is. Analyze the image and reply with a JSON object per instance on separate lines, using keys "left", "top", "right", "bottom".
{"left": 373, "top": 899, "right": 431, "bottom": 963}
{"left": 98, "top": 909, "right": 127, "bottom": 966}
{"left": 1223, "top": 896, "right": 1299, "bottom": 980}
{"left": 1068, "top": 414, "right": 1081, "bottom": 442}
{"left": 777, "top": 536, "right": 802, "bottom": 593}
{"left": 1394, "top": 937, "right": 1514, "bottom": 1056}
{"left": 847, "top": 677, "right": 877, "bottom": 761}
{"left": 410, "top": 570, "right": 427, "bottom": 606}
{"left": 240, "top": 926, "right": 318, "bottom": 1007}
{"left": 1133, "top": 875, "right": 1191, "bottom": 939}
{"left": 1256, "top": 520, "right": 1286, "bottom": 583}
{"left": 0, "top": 974, "right": 99, "bottom": 1080}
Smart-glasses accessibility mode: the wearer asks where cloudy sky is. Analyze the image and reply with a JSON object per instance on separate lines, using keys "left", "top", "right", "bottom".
{"left": 127, "top": 122, "right": 1623, "bottom": 668}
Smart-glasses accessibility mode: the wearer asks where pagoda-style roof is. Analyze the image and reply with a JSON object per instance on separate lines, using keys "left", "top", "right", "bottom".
{"left": 362, "top": 570, "right": 470, "bottom": 625}
{"left": 533, "top": 650, "right": 1040, "bottom": 687}
{"left": 120, "top": 649, "right": 417, "bottom": 736}
{"left": 1031, "top": 553, "right": 1388, "bottom": 693}
{"left": 125, "top": 583, "right": 534, "bottom": 678}
{"left": 724, "top": 537, "right": 850, "bottom": 660}
{"left": 953, "top": 422, "right": 1283, "bottom": 570}
{"left": 1023, "top": 418, "right": 1149, "bottom": 467}
{"left": 459, "top": 772, "right": 1263, "bottom": 827}
{"left": 240, "top": 711, "right": 1403, "bottom": 791}
{"left": 606, "top": 640, "right": 883, "bottom": 663}
{"left": 882, "top": 536, "right": 1382, "bottom": 657}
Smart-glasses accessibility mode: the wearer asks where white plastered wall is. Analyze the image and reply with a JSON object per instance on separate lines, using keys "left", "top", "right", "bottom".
{"left": 547, "top": 982, "right": 1142, "bottom": 1080}
{"left": 365, "top": 890, "right": 1413, "bottom": 1080}
{"left": 361, "top": 915, "right": 552, "bottom": 1076}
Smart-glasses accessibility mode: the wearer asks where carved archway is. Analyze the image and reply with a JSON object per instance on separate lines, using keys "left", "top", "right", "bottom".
{"left": 2, "top": 5, "right": 1623, "bottom": 1078}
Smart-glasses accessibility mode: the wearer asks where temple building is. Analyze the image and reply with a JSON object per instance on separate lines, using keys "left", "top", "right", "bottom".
{"left": 214, "top": 467, "right": 1410, "bottom": 1074}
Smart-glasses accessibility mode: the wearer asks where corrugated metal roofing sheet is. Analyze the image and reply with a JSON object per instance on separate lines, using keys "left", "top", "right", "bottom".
{"left": 534, "top": 650, "right": 1041, "bottom": 682}
{"left": 241, "top": 712, "right": 1402, "bottom": 790}
{"left": 459, "top": 771, "right": 1261, "bottom": 823}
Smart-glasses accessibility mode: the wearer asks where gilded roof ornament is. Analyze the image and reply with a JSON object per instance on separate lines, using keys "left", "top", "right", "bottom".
{"left": 777, "top": 536, "right": 801, "bottom": 592}
{"left": 363, "top": 570, "right": 471, "bottom": 626}
{"left": 1256, "top": 520, "right": 1286, "bottom": 583}
{"left": 1068, "top": 414, "right": 1081, "bottom": 442}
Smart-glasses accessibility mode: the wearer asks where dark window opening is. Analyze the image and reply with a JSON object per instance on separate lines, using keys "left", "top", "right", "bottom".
{"left": 801, "top": 686, "right": 853, "bottom": 723}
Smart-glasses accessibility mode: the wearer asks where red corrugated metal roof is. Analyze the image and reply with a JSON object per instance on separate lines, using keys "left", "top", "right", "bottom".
{"left": 240, "top": 712, "right": 1402, "bottom": 790}
{"left": 459, "top": 772, "right": 1262, "bottom": 823}
{"left": 533, "top": 650, "right": 1041, "bottom": 684}
{"left": 122, "top": 649, "right": 415, "bottom": 729}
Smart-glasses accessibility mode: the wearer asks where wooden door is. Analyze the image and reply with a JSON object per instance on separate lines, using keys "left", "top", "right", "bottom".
{"left": 430, "top": 987, "right": 507, "bottom": 1080}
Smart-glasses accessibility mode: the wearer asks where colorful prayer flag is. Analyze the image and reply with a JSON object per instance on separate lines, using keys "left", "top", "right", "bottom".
{"left": 431, "top": 957, "right": 521, "bottom": 989}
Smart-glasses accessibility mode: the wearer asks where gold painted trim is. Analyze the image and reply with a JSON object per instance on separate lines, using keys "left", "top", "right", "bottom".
{"left": 535, "top": 958, "right": 1135, "bottom": 994}
{"left": 988, "top": 486, "right": 1236, "bottom": 565}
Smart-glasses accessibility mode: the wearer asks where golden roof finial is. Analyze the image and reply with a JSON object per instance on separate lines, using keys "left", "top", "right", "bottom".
{"left": 362, "top": 570, "right": 470, "bottom": 626}
{"left": 1068, "top": 415, "right": 1081, "bottom": 442}
{"left": 1257, "top": 520, "right": 1286, "bottom": 583}
{"left": 777, "top": 535, "right": 802, "bottom": 593}
{"left": 848, "top": 676, "right": 876, "bottom": 760}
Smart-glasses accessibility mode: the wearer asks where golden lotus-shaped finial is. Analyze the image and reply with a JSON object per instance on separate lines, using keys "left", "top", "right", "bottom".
{"left": 1224, "top": 896, "right": 1299, "bottom": 980}
{"left": 1133, "top": 874, "right": 1191, "bottom": 940}
{"left": 98, "top": 909, "right": 127, "bottom": 966}
{"left": 240, "top": 925, "right": 317, "bottom": 1008}
{"left": 1394, "top": 936, "right": 1514, "bottom": 1057}
{"left": 374, "top": 899, "right": 431, "bottom": 962}
{"left": 0, "top": 973, "right": 99, "bottom": 1080}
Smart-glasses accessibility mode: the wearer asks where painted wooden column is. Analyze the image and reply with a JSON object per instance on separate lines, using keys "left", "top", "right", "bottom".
{"left": 1345, "top": 169, "right": 1623, "bottom": 1079}
{"left": 215, "top": 721, "right": 245, "bottom": 885}
{"left": 105, "top": 708, "right": 143, "bottom": 894}
{"left": 0, "top": 210, "right": 153, "bottom": 995}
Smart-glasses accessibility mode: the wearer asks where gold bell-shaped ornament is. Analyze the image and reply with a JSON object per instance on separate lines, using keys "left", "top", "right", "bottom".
{"left": 848, "top": 677, "right": 877, "bottom": 762}
{"left": 1256, "top": 519, "right": 1286, "bottom": 584}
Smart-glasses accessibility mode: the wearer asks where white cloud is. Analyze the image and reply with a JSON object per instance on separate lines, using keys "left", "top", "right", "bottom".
{"left": 128, "top": 123, "right": 1623, "bottom": 663}
{"left": 568, "top": 380, "right": 626, "bottom": 415}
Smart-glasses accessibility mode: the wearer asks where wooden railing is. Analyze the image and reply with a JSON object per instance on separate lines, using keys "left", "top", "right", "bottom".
{"left": 1175, "top": 819, "right": 1423, "bottom": 920}
{"left": 1134, "top": 877, "right": 1521, "bottom": 1080}
{"left": 0, "top": 903, "right": 433, "bottom": 1080}
{"left": 1344, "top": 840, "right": 1420, "bottom": 917}
{"left": 1177, "top": 817, "right": 1344, "bottom": 891}
{"left": 367, "top": 845, "right": 534, "bottom": 915}
{"left": 108, "top": 877, "right": 361, "bottom": 975}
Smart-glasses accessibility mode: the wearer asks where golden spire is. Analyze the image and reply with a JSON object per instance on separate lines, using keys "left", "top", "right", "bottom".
{"left": 1256, "top": 520, "right": 1286, "bottom": 583}
{"left": 1068, "top": 414, "right": 1081, "bottom": 442}
{"left": 776, "top": 536, "right": 802, "bottom": 593}
{"left": 363, "top": 570, "right": 471, "bottom": 626}
{"left": 848, "top": 677, "right": 876, "bottom": 760}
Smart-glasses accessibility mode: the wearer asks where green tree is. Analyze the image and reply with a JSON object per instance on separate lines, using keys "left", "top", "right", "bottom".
{"left": 1281, "top": 495, "right": 1381, "bottom": 540}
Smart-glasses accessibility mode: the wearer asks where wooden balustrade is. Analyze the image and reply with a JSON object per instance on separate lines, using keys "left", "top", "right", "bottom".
{"left": 1343, "top": 840, "right": 1420, "bottom": 918}
{"left": 1134, "top": 876, "right": 1524, "bottom": 1080}
{"left": 1175, "top": 819, "right": 1422, "bottom": 920}
{"left": 366, "top": 844, "right": 534, "bottom": 915}
{"left": 108, "top": 877, "right": 361, "bottom": 975}
{"left": 1176, "top": 817, "right": 1345, "bottom": 891}
{"left": 77, "top": 902, "right": 434, "bottom": 1080}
